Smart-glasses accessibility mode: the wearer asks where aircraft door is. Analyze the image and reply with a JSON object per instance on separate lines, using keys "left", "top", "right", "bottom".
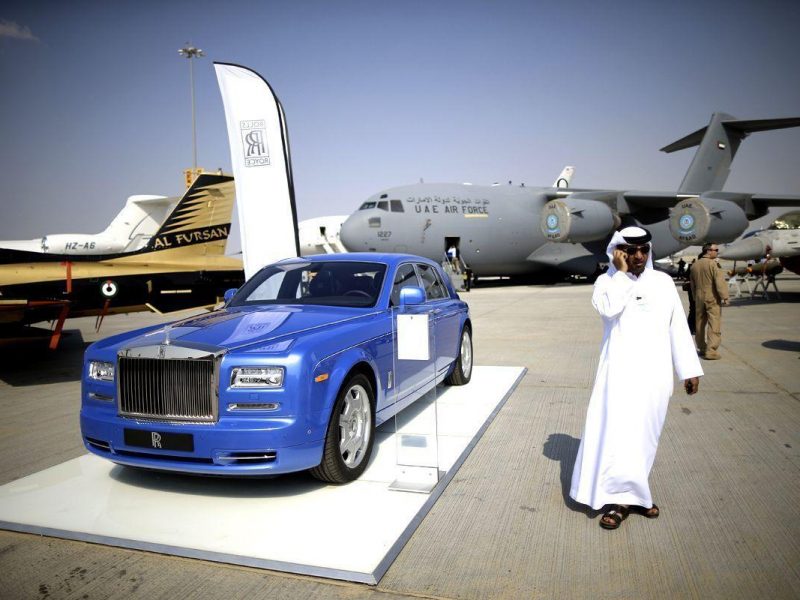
{"left": 444, "top": 237, "right": 460, "bottom": 264}
{"left": 442, "top": 237, "right": 468, "bottom": 291}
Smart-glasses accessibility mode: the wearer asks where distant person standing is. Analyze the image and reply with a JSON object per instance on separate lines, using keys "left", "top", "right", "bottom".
{"left": 446, "top": 245, "right": 459, "bottom": 272}
{"left": 690, "top": 243, "right": 729, "bottom": 360}
{"left": 760, "top": 245, "right": 773, "bottom": 275}
{"left": 570, "top": 226, "right": 703, "bottom": 530}
{"left": 677, "top": 257, "right": 687, "bottom": 278}
{"left": 682, "top": 256, "right": 699, "bottom": 334}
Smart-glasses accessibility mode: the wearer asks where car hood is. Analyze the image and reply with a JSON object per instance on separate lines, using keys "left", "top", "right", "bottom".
{"left": 119, "top": 305, "right": 376, "bottom": 353}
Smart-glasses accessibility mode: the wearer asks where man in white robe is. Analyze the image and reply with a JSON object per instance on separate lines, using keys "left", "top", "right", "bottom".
{"left": 569, "top": 226, "right": 703, "bottom": 529}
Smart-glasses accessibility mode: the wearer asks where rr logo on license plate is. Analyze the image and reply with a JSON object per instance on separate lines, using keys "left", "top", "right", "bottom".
{"left": 124, "top": 428, "right": 193, "bottom": 452}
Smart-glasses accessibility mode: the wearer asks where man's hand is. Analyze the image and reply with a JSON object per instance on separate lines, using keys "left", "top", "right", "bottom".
{"left": 684, "top": 377, "right": 700, "bottom": 395}
{"left": 612, "top": 248, "right": 628, "bottom": 273}
{"left": 721, "top": 298, "right": 729, "bottom": 306}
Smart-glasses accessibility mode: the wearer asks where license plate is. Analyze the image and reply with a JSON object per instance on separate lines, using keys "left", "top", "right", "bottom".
{"left": 124, "top": 428, "right": 194, "bottom": 452}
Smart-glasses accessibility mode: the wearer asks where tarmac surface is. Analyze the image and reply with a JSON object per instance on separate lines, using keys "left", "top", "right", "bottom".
{"left": 0, "top": 274, "right": 798, "bottom": 599}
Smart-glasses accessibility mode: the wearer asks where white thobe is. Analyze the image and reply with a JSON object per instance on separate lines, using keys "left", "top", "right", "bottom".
{"left": 570, "top": 268, "right": 703, "bottom": 509}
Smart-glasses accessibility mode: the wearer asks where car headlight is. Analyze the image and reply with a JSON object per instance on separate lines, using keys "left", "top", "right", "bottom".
{"left": 230, "top": 366, "right": 284, "bottom": 388}
{"left": 88, "top": 360, "right": 115, "bottom": 382}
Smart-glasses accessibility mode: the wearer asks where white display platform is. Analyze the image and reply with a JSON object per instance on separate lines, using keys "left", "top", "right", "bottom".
{"left": 0, "top": 366, "right": 525, "bottom": 584}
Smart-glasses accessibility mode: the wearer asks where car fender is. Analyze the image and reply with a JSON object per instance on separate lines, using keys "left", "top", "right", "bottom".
{"left": 310, "top": 346, "right": 381, "bottom": 429}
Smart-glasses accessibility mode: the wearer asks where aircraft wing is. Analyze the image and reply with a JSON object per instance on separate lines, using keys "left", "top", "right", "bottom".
{"left": 749, "top": 193, "right": 800, "bottom": 208}
{"left": 548, "top": 189, "right": 800, "bottom": 214}
{"left": 542, "top": 187, "right": 800, "bottom": 249}
{"left": 0, "top": 246, "right": 125, "bottom": 264}
{"left": 621, "top": 191, "right": 695, "bottom": 209}
{"left": 544, "top": 189, "right": 693, "bottom": 209}
{"left": 623, "top": 190, "right": 800, "bottom": 212}
{"left": 0, "top": 247, "right": 60, "bottom": 264}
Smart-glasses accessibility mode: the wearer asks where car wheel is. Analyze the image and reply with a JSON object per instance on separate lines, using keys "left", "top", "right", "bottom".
{"left": 310, "top": 373, "right": 375, "bottom": 484}
{"left": 445, "top": 325, "right": 472, "bottom": 386}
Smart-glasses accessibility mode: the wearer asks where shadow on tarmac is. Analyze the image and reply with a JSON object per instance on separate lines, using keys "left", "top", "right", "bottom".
{"left": 728, "top": 292, "right": 800, "bottom": 305}
{"left": 542, "top": 433, "right": 601, "bottom": 519}
{"left": 762, "top": 339, "right": 800, "bottom": 353}
{"left": 0, "top": 329, "right": 88, "bottom": 386}
{"left": 470, "top": 272, "right": 595, "bottom": 289}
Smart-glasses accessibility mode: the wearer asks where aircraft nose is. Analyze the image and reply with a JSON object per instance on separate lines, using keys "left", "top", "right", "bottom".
{"left": 340, "top": 213, "right": 367, "bottom": 251}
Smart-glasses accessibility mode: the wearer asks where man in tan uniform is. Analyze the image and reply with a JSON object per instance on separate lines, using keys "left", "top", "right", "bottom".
{"left": 690, "top": 243, "right": 729, "bottom": 359}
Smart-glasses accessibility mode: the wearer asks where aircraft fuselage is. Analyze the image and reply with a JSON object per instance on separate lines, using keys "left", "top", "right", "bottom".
{"left": 340, "top": 183, "right": 553, "bottom": 276}
{"left": 340, "top": 183, "right": 686, "bottom": 276}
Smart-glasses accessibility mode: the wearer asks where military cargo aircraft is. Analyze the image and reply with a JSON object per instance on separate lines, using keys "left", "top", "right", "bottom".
{"left": 340, "top": 113, "right": 800, "bottom": 279}
{"left": 0, "top": 173, "right": 244, "bottom": 348}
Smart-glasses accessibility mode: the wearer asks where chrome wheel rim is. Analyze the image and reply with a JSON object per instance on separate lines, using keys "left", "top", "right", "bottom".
{"left": 339, "top": 384, "right": 371, "bottom": 468}
{"left": 461, "top": 330, "right": 473, "bottom": 379}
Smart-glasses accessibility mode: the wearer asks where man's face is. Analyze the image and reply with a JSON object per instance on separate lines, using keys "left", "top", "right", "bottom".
{"left": 620, "top": 244, "right": 649, "bottom": 275}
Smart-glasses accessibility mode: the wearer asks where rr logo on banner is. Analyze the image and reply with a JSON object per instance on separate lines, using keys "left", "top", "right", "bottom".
{"left": 240, "top": 119, "right": 270, "bottom": 167}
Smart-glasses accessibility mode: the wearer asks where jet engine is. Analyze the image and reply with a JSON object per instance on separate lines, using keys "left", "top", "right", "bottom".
{"left": 541, "top": 198, "right": 616, "bottom": 243}
{"left": 669, "top": 197, "right": 748, "bottom": 244}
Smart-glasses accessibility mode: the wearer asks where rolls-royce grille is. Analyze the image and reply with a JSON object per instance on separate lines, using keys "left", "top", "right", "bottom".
{"left": 118, "top": 357, "right": 217, "bottom": 422}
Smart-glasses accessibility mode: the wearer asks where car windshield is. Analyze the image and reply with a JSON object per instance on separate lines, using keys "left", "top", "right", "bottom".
{"left": 229, "top": 261, "right": 387, "bottom": 308}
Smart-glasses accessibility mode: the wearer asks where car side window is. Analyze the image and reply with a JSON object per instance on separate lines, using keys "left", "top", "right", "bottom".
{"left": 431, "top": 267, "right": 451, "bottom": 299}
{"left": 416, "top": 264, "right": 447, "bottom": 301}
{"left": 390, "top": 263, "right": 420, "bottom": 306}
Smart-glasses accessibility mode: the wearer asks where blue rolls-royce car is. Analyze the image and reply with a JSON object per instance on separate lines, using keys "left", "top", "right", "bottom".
{"left": 80, "top": 253, "right": 472, "bottom": 483}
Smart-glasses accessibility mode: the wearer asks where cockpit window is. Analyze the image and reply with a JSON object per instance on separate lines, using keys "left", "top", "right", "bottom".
{"left": 391, "top": 200, "right": 404, "bottom": 212}
{"left": 377, "top": 201, "right": 389, "bottom": 211}
{"left": 359, "top": 201, "right": 376, "bottom": 210}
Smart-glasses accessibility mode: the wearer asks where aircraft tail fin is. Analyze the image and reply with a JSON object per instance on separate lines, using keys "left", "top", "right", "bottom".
{"left": 553, "top": 166, "right": 575, "bottom": 189}
{"left": 100, "top": 194, "right": 173, "bottom": 252}
{"left": 145, "top": 173, "right": 235, "bottom": 255}
{"left": 661, "top": 113, "right": 800, "bottom": 194}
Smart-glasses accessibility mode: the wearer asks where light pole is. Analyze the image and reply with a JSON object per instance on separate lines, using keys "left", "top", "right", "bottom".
{"left": 178, "top": 43, "right": 204, "bottom": 171}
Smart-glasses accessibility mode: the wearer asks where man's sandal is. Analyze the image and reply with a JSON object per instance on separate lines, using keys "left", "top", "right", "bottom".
{"left": 599, "top": 505, "right": 630, "bottom": 530}
{"left": 633, "top": 504, "right": 660, "bottom": 519}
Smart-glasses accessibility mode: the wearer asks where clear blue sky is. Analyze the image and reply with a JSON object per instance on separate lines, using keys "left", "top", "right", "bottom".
{"left": 1, "top": 0, "right": 798, "bottom": 248}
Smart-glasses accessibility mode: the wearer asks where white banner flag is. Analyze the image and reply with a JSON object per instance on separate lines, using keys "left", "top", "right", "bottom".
{"left": 214, "top": 62, "right": 300, "bottom": 280}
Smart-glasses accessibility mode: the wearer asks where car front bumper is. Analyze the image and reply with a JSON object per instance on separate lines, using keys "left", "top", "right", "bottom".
{"left": 80, "top": 409, "right": 326, "bottom": 476}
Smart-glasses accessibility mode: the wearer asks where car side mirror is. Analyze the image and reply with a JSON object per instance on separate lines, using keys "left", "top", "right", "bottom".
{"left": 223, "top": 288, "right": 238, "bottom": 304}
{"left": 399, "top": 286, "right": 425, "bottom": 306}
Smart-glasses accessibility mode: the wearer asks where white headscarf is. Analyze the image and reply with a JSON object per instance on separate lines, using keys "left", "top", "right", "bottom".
{"left": 605, "top": 226, "right": 654, "bottom": 277}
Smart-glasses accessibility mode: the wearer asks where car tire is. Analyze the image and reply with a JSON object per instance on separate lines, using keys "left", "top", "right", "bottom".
{"left": 310, "top": 373, "right": 375, "bottom": 484}
{"left": 445, "top": 325, "right": 472, "bottom": 386}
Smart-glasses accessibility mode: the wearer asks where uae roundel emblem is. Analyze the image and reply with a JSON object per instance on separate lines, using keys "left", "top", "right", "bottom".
{"left": 101, "top": 280, "right": 118, "bottom": 298}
